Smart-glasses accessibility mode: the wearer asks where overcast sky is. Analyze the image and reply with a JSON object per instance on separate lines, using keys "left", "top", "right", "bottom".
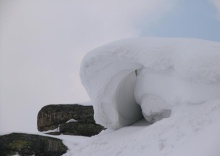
{"left": 1, "top": 0, "right": 220, "bottom": 133}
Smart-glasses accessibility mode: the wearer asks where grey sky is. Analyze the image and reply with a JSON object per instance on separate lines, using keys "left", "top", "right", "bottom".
{"left": 0, "top": 0, "right": 220, "bottom": 132}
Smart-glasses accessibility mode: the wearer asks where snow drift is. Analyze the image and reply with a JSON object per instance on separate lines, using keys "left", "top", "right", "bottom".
{"left": 80, "top": 37, "right": 220, "bottom": 129}
{"left": 63, "top": 99, "right": 220, "bottom": 156}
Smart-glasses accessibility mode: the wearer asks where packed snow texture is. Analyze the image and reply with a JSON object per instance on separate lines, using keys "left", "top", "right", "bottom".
{"left": 63, "top": 99, "right": 220, "bottom": 156}
{"left": 80, "top": 37, "right": 220, "bottom": 129}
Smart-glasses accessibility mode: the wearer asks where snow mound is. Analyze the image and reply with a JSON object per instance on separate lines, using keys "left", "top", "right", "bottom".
{"left": 80, "top": 37, "right": 220, "bottom": 129}
{"left": 63, "top": 99, "right": 220, "bottom": 156}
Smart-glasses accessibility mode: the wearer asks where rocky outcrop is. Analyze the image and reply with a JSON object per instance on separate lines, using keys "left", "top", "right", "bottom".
{"left": 59, "top": 122, "right": 104, "bottom": 136}
{"left": 0, "top": 133, "right": 68, "bottom": 156}
{"left": 37, "top": 104, "right": 104, "bottom": 136}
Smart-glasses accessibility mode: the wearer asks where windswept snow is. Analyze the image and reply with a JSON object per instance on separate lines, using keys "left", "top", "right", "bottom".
{"left": 63, "top": 99, "right": 220, "bottom": 156}
{"left": 80, "top": 37, "right": 220, "bottom": 129}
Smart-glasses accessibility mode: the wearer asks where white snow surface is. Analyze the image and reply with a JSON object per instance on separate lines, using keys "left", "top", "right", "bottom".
{"left": 63, "top": 99, "right": 220, "bottom": 156}
{"left": 80, "top": 37, "right": 220, "bottom": 129}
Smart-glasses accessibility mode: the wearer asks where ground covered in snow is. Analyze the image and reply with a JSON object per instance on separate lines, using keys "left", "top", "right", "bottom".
{"left": 63, "top": 99, "right": 220, "bottom": 156}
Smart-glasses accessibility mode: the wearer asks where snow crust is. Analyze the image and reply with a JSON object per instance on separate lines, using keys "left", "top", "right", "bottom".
{"left": 80, "top": 37, "right": 220, "bottom": 129}
{"left": 63, "top": 99, "right": 220, "bottom": 156}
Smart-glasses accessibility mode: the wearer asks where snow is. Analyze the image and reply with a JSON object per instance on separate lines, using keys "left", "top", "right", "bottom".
{"left": 63, "top": 99, "right": 220, "bottom": 156}
{"left": 80, "top": 37, "right": 220, "bottom": 129}
{"left": 80, "top": 101, "right": 94, "bottom": 106}
{"left": 41, "top": 128, "right": 60, "bottom": 133}
{"left": 66, "top": 119, "right": 78, "bottom": 123}
{"left": 3, "top": 37, "right": 220, "bottom": 156}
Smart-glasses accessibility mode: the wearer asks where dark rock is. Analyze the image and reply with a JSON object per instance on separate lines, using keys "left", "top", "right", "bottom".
{"left": 45, "top": 132, "right": 62, "bottom": 135}
{"left": 0, "top": 133, "right": 68, "bottom": 156}
{"left": 37, "top": 104, "right": 105, "bottom": 136}
{"left": 60, "top": 122, "right": 105, "bottom": 137}
{"left": 37, "top": 104, "right": 95, "bottom": 131}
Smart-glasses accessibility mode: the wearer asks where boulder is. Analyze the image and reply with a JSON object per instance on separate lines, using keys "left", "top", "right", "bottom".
{"left": 60, "top": 122, "right": 104, "bottom": 137}
{"left": 0, "top": 133, "right": 68, "bottom": 156}
{"left": 37, "top": 104, "right": 95, "bottom": 131}
{"left": 37, "top": 104, "right": 104, "bottom": 136}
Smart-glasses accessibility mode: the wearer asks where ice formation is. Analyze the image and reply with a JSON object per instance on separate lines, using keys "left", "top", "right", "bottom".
{"left": 80, "top": 37, "right": 220, "bottom": 129}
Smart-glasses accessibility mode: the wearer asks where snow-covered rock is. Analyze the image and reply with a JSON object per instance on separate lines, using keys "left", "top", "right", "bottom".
{"left": 80, "top": 37, "right": 220, "bottom": 129}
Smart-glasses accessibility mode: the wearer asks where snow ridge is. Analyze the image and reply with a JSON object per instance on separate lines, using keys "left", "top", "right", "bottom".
{"left": 80, "top": 37, "right": 220, "bottom": 129}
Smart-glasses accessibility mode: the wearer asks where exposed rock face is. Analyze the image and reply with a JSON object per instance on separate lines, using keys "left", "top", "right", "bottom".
{"left": 60, "top": 122, "right": 104, "bottom": 136}
{"left": 37, "top": 104, "right": 95, "bottom": 131}
{"left": 37, "top": 104, "right": 104, "bottom": 136}
{"left": 0, "top": 133, "right": 68, "bottom": 156}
